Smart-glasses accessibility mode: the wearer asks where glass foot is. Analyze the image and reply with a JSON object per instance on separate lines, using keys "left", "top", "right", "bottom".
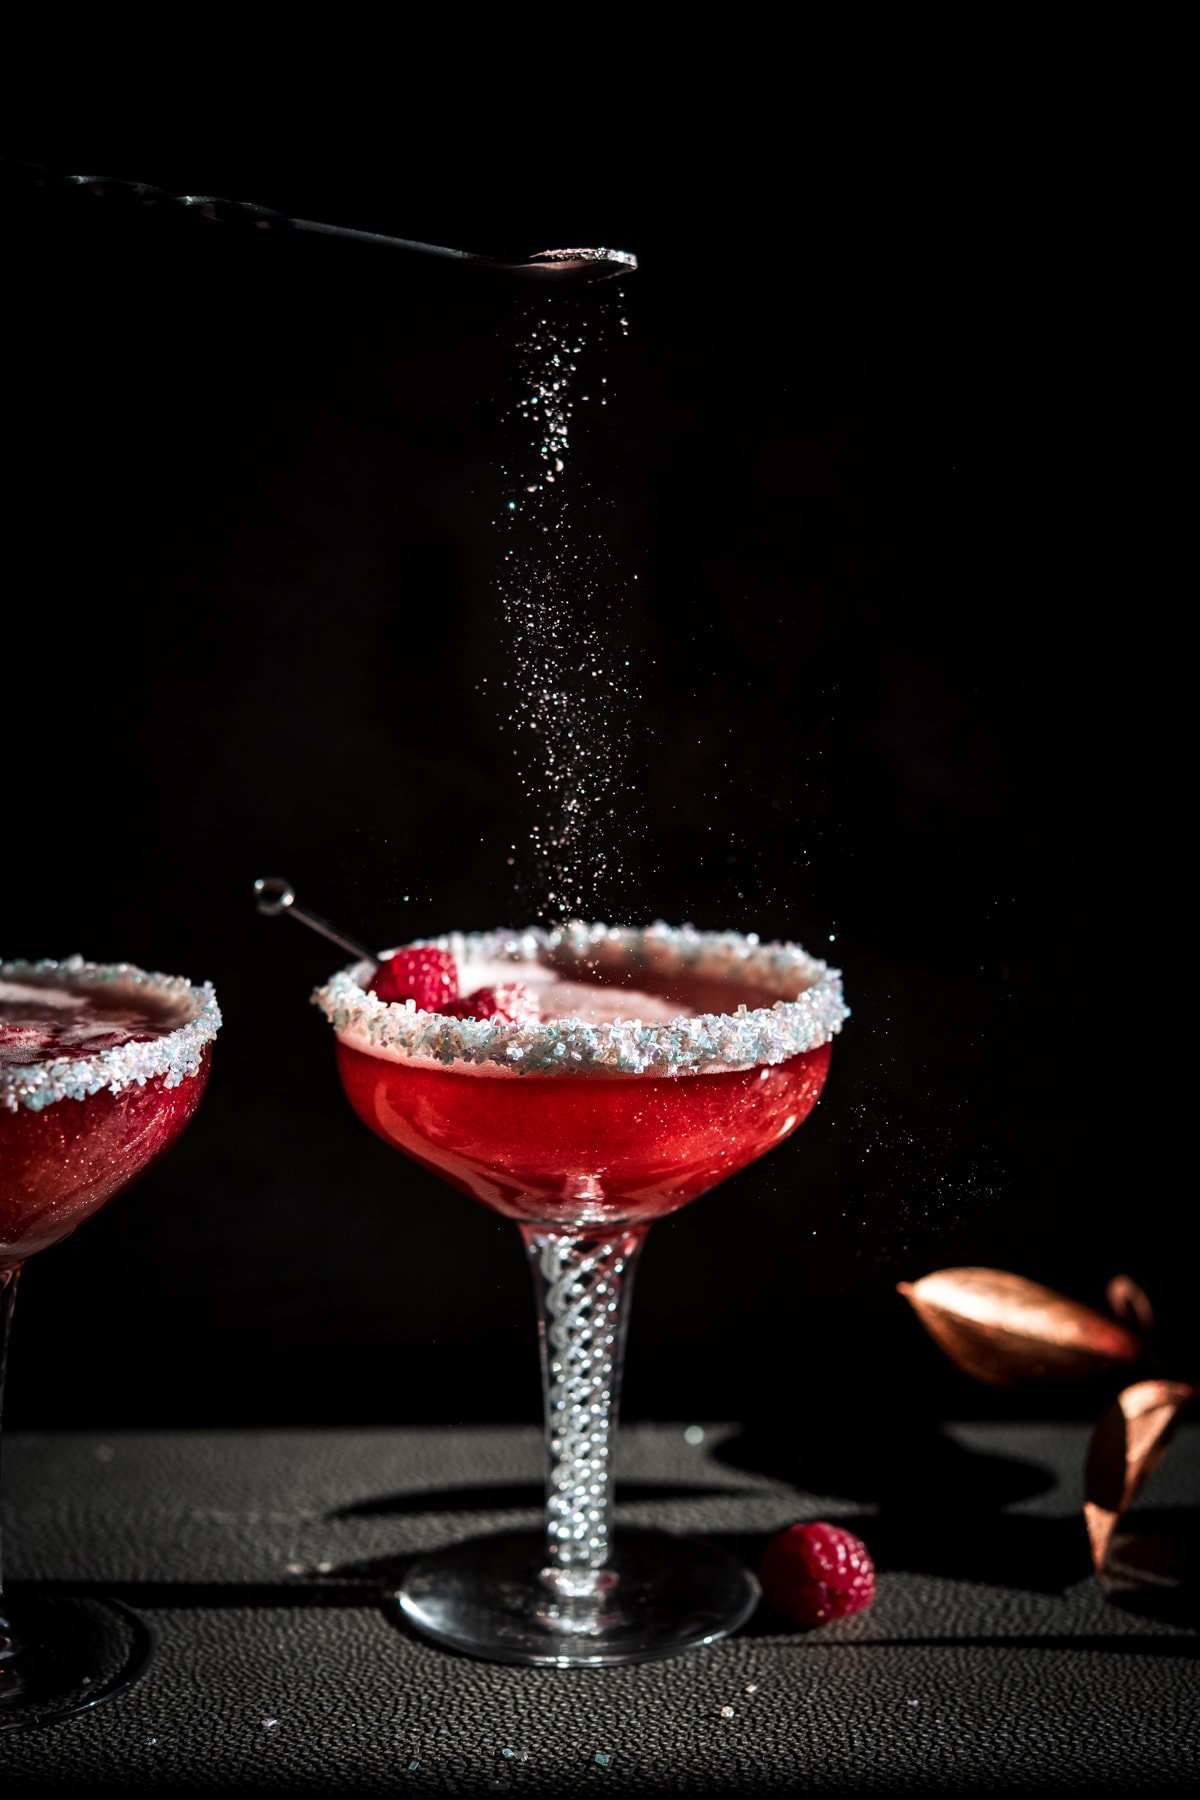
{"left": 0, "top": 1593, "right": 153, "bottom": 1732}
{"left": 395, "top": 1527, "right": 759, "bottom": 1667}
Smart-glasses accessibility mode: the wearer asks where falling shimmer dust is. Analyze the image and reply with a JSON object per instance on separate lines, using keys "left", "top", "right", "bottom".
{"left": 476, "top": 292, "right": 1006, "bottom": 1273}
{"left": 487, "top": 297, "right": 638, "bottom": 922}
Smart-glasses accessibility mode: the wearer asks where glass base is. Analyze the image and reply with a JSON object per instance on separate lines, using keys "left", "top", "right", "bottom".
{"left": 395, "top": 1527, "right": 759, "bottom": 1667}
{"left": 0, "top": 1593, "right": 153, "bottom": 1732}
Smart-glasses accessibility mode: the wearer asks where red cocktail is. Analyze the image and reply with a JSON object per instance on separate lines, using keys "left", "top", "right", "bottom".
{"left": 336, "top": 1043, "right": 830, "bottom": 1226}
{"left": 1, "top": 957, "right": 220, "bottom": 1730}
{"left": 1, "top": 973, "right": 215, "bottom": 1267}
{"left": 315, "top": 922, "right": 846, "bottom": 1666}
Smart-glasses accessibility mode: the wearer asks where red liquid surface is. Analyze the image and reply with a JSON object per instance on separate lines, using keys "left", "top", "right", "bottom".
{"left": 1, "top": 978, "right": 211, "bottom": 1266}
{"left": 336, "top": 1041, "right": 831, "bottom": 1227}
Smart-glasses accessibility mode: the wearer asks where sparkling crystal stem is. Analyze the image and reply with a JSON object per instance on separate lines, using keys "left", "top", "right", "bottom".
{"left": 522, "top": 1225, "right": 647, "bottom": 1597}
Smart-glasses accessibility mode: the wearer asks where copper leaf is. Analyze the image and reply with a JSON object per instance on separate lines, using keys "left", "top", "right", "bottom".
{"left": 1084, "top": 1380, "right": 1198, "bottom": 1573}
{"left": 897, "top": 1267, "right": 1144, "bottom": 1387}
{"left": 1106, "top": 1273, "right": 1155, "bottom": 1338}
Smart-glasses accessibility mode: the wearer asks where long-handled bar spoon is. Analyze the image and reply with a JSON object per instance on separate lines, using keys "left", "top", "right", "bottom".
{"left": 252, "top": 877, "right": 375, "bottom": 965}
{"left": 4, "top": 162, "right": 636, "bottom": 283}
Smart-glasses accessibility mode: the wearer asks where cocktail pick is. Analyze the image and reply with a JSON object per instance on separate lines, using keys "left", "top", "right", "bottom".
{"left": 252, "top": 877, "right": 375, "bottom": 965}
{"left": 4, "top": 162, "right": 637, "bottom": 283}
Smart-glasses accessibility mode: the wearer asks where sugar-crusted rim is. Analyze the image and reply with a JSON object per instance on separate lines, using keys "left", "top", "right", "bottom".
{"left": 1, "top": 956, "right": 222, "bottom": 1113}
{"left": 313, "top": 921, "right": 848, "bottom": 1077}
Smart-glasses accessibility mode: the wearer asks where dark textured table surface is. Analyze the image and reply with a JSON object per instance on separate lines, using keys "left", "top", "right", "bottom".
{"left": 1, "top": 1420, "right": 1197, "bottom": 1794}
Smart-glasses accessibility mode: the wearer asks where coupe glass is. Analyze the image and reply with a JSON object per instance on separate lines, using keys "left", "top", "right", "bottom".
{"left": 1, "top": 956, "right": 220, "bottom": 1730}
{"left": 315, "top": 922, "right": 846, "bottom": 1666}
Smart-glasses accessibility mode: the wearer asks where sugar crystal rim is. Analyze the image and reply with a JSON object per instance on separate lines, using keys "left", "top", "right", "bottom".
{"left": 313, "top": 921, "right": 848, "bottom": 1077}
{"left": 1, "top": 956, "right": 222, "bottom": 1113}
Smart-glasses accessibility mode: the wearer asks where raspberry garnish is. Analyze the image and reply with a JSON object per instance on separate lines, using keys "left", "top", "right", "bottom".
{"left": 444, "top": 983, "right": 540, "bottom": 1026}
{"left": 757, "top": 1522, "right": 876, "bottom": 1626}
{"left": 369, "top": 948, "right": 459, "bottom": 1012}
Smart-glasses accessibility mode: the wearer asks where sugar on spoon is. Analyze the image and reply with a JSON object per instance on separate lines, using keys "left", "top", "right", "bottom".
{"left": 5, "top": 162, "right": 637, "bottom": 283}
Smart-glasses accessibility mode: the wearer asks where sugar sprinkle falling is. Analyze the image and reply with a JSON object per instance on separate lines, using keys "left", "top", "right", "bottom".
{"left": 493, "top": 298, "right": 637, "bottom": 920}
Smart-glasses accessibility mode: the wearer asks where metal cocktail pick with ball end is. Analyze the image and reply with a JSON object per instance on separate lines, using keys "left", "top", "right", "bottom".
{"left": 252, "top": 878, "right": 375, "bottom": 965}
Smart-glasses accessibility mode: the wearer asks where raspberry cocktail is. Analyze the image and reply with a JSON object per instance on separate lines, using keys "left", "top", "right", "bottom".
{"left": 316, "top": 921, "right": 847, "bottom": 1666}
{"left": 1, "top": 957, "right": 220, "bottom": 1730}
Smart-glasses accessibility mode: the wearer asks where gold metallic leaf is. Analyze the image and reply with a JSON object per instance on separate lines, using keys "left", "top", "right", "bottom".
{"left": 1084, "top": 1380, "right": 1197, "bottom": 1573}
{"left": 897, "top": 1267, "right": 1144, "bottom": 1387}
{"left": 1106, "top": 1273, "right": 1155, "bottom": 1338}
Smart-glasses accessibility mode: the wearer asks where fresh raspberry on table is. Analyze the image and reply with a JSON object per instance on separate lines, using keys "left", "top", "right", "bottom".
{"left": 757, "top": 1522, "right": 876, "bottom": 1626}
{"left": 444, "top": 983, "right": 540, "bottom": 1026}
{"left": 369, "top": 948, "right": 459, "bottom": 1012}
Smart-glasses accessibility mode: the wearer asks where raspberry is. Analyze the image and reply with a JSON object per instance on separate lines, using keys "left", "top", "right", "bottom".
{"left": 757, "top": 1522, "right": 875, "bottom": 1626}
{"left": 369, "top": 948, "right": 459, "bottom": 1012}
{"left": 444, "top": 983, "right": 540, "bottom": 1026}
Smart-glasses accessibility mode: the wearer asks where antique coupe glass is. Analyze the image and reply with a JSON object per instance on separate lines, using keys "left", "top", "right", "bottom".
{"left": 1, "top": 956, "right": 220, "bottom": 1729}
{"left": 315, "top": 921, "right": 846, "bottom": 1666}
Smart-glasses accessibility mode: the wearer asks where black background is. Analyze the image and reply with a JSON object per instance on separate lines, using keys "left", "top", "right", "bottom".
{"left": 0, "top": 121, "right": 1173, "bottom": 1438}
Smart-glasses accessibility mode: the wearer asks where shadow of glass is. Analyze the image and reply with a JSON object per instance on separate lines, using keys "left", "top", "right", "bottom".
{"left": 19, "top": 1509, "right": 1197, "bottom": 1652}
{"left": 19, "top": 1562, "right": 1198, "bottom": 1660}
{"left": 712, "top": 1510, "right": 1091, "bottom": 1607}
{"left": 329, "top": 1478, "right": 756, "bottom": 1521}
{"left": 714, "top": 1419, "right": 1056, "bottom": 1513}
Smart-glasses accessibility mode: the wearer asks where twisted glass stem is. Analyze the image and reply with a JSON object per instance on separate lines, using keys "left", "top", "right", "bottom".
{"left": 522, "top": 1225, "right": 647, "bottom": 1594}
